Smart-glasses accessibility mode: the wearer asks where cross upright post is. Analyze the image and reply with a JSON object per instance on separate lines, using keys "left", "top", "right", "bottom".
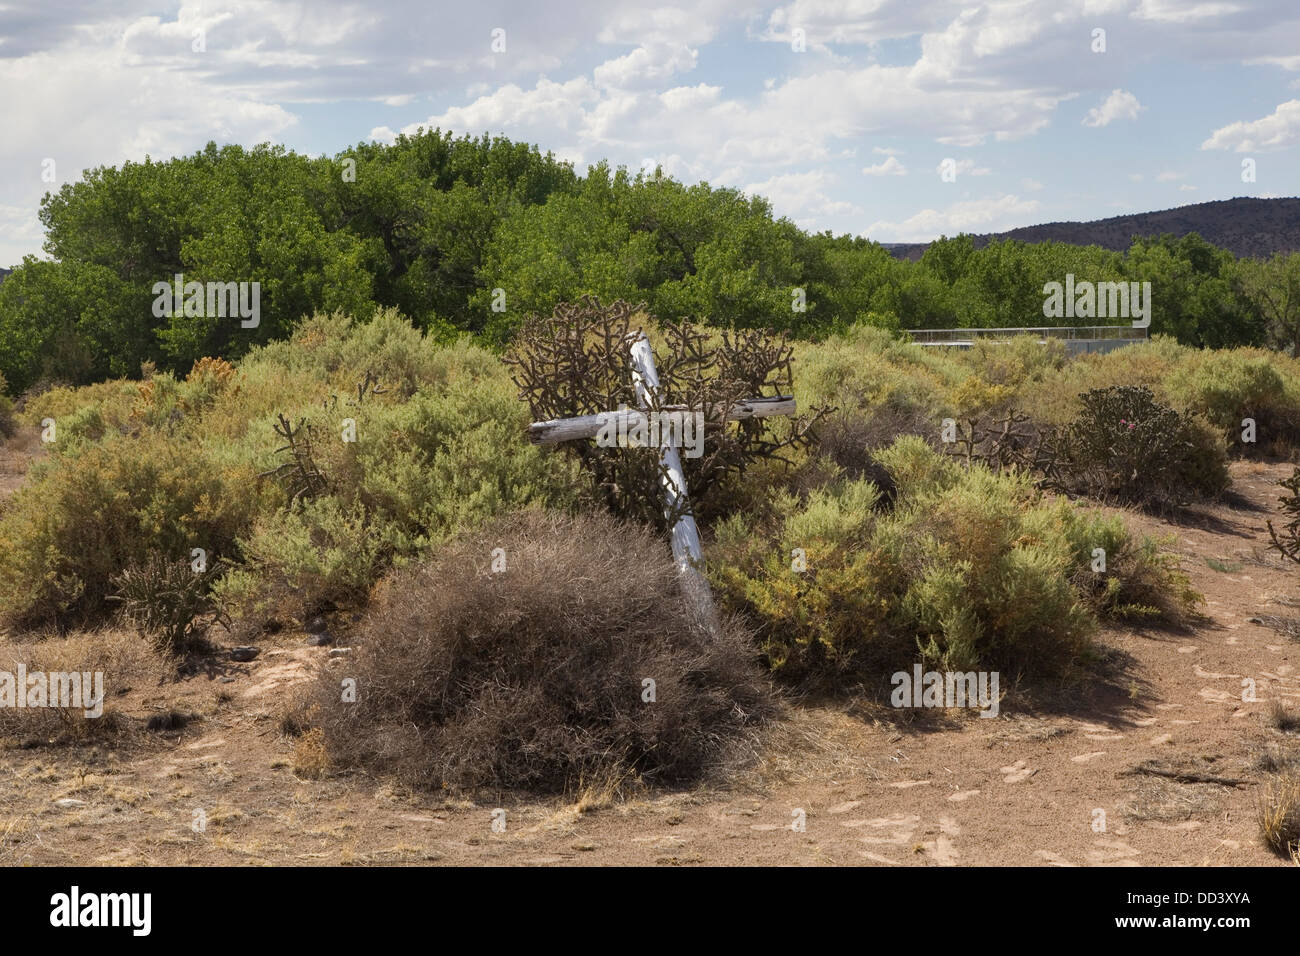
{"left": 624, "top": 332, "right": 718, "bottom": 632}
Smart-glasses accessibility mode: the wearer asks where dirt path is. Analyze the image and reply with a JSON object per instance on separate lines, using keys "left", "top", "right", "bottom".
{"left": 1, "top": 459, "right": 1297, "bottom": 866}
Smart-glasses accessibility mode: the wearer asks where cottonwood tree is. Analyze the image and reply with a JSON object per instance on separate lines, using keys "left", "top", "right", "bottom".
{"left": 1237, "top": 252, "right": 1300, "bottom": 357}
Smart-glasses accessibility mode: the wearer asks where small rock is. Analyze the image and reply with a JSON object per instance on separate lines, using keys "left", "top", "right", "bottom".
{"left": 328, "top": 647, "right": 352, "bottom": 658}
{"left": 305, "top": 631, "right": 334, "bottom": 647}
{"left": 54, "top": 798, "right": 87, "bottom": 809}
{"left": 218, "top": 676, "right": 236, "bottom": 684}
{"left": 305, "top": 615, "right": 329, "bottom": 634}
{"left": 230, "top": 646, "right": 260, "bottom": 662}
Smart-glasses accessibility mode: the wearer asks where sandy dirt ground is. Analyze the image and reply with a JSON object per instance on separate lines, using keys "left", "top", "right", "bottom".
{"left": 1, "top": 429, "right": 1297, "bottom": 867}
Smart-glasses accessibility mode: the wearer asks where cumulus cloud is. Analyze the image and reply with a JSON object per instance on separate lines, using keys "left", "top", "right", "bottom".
{"left": 864, "top": 194, "right": 1042, "bottom": 243}
{"left": 744, "top": 170, "right": 859, "bottom": 220}
{"left": 1082, "top": 89, "right": 1144, "bottom": 127}
{"left": 862, "top": 156, "right": 907, "bottom": 175}
{"left": 1132, "top": 0, "right": 1244, "bottom": 23}
{"left": 3, "top": 0, "right": 1300, "bottom": 262}
{"left": 593, "top": 42, "right": 698, "bottom": 89}
{"left": 762, "top": 0, "right": 966, "bottom": 49}
{"left": 1201, "top": 99, "right": 1300, "bottom": 151}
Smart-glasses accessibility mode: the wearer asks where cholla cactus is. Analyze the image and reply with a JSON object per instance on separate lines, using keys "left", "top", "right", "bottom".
{"left": 504, "top": 296, "right": 827, "bottom": 530}
{"left": 1268, "top": 468, "right": 1300, "bottom": 564}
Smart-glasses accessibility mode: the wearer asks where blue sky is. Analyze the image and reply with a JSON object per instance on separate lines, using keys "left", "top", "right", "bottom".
{"left": 2, "top": 0, "right": 1299, "bottom": 268}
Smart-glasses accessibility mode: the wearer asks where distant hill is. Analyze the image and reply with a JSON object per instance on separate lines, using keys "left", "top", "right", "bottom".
{"left": 880, "top": 197, "right": 1300, "bottom": 261}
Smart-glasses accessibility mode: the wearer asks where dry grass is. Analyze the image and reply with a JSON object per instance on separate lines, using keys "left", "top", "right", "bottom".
{"left": 292, "top": 728, "right": 329, "bottom": 780}
{"left": 747, "top": 706, "right": 887, "bottom": 787}
{"left": 0, "top": 627, "right": 168, "bottom": 746}
{"left": 1256, "top": 742, "right": 1300, "bottom": 774}
{"left": 1120, "top": 779, "right": 1223, "bottom": 822}
{"left": 1258, "top": 772, "right": 1300, "bottom": 858}
{"left": 1249, "top": 614, "right": 1300, "bottom": 640}
{"left": 1270, "top": 700, "right": 1300, "bottom": 734}
{"left": 304, "top": 509, "right": 781, "bottom": 795}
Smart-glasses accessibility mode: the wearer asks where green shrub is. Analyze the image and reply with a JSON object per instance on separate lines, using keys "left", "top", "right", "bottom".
{"left": 871, "top": 434, "right": 962, "bottom": 499}
{"left": 214, "top": 498, "right": 384, "bottom": 622}
{"left": 709, "top": 439, "right": 1096, "bottom": 686}
{"left": 0, "top": 369, "right": 14, "bottom": 438}
{"left": 959, "top": 334, "right": 1066, "bottom": 391}
{"left": 1061, "top": 510, "right": 1202, "bottom": 622}
{"left": 709, "top": 480, "right": 908, "bottom": 680}
{"left": 0, "top": 436, "right": 260, "bottom": 628}
{"left": 1020, "top": 335, "right": 1189, "bottom": 428}
{"left": 888, "top": 465, "right": 1094, "bottom": 679}
{"left": 1165, "top": 349, "right": 1300, "bottom": 453}
{"left": 1, "top": 309, "right": 582, "bottom": 636}
{"left": 215, "top": 363, "right": 579, "bottom": 623}
{"left": 19, "top": 379, "right": 138, "bottom": 448}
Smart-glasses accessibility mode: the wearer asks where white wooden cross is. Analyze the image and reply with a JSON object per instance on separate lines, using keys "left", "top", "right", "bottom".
{"left": 526, "top": 332, "right": 796, "bottom": 633}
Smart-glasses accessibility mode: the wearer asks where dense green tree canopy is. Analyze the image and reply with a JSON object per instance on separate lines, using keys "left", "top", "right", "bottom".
{"left": 0, "top": 128, "right": 1280, "bottom": 394}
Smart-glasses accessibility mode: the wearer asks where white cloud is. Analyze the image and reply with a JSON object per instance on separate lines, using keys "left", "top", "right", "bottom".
{"left": 1082, "top": 89, "right": 1144, "bottom": 127}
{"left": 0, "top": 204, "right": 44, "bottom": 249}
{"left": 862, "top": 156, "right": 907, "bottom": 176}
{"left": 1201, "top": 99, "right": 1300, "bottom": 151}
{"left": 1155, "top": 170, "right": 1184, "bottom": 181}
{"left": 1132, "top": 0, "right": 1244, "bottom": 23}
{"left": 763, "top": 0, "right": 966, "bottom": 49}
{"left": 596, "top": 3, "right": 731, "bottom": 46}
{"left": 744, "top": 170, "right": 859, "bottom": 221}
{"left": 413, "top": 77, "right": 601, "bottom": 140}
{"left": 1245, "top": 54, "right": 1300, "bottom": 70}
{"left": 865, "top": 194, "right": 1042, "bottom": 242}
{"left": 3, "top": 0, "right": 1300, "bottom": 264}
{"left": 593, "top": 42, "right": 698, "bottom": 89}
{"left": 0, "top": 38, "right": 297, "bottom": 266}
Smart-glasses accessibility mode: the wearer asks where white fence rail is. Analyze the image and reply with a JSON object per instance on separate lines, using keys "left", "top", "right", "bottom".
{"left": 908, "top": 326, "right": 1148, "bottom": 355}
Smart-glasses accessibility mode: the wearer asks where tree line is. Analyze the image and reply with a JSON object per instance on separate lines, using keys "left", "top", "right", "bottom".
{"left": 1, "top": 128, "right": 1298, "bottom": 394}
